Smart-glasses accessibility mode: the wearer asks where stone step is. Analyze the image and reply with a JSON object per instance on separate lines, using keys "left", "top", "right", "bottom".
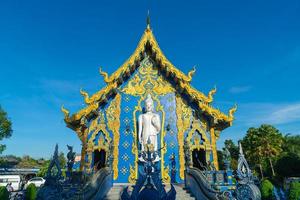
{"left": 103, "top": 184, "right": 195, "bottom": 200}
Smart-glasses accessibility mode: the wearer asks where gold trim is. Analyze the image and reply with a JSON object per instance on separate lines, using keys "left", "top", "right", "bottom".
{"left": 185, "top": 119, "right": 211, "bottom": 168}
{"left": 106, "top": 93, "right": 121, "bottom": 180}
{"left": 128, "top": 95, "right": 144, "bottom": 183}
{"left": 210, "top": 127, "right": 219, "bottom": 170}
{"left": 152, "top": 94, "right": 170, "bottom": 183}
{"left": 122, "top": 56, "right": 175, "bottom": 96}
{"left": 175, "top": 95, "right": 192, "bottom": 180}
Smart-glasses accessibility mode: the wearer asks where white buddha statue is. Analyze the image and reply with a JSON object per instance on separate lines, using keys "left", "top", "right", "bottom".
{"left": 138, "top": 94, "right": 161, "bottom": 153}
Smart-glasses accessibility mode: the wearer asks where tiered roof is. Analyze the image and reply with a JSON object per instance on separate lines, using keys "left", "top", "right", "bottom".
{"left": 62, "top": 19, "right": 236, "bottom": 131}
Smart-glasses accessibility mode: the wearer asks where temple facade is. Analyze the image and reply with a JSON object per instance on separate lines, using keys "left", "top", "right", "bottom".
{"left": 62, "top": 19, "right": 236, "bottom": 184}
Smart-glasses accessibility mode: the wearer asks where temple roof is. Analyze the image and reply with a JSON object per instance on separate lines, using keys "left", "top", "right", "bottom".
{"left": 62, "top": 21, "right": 237, "bottom": 131}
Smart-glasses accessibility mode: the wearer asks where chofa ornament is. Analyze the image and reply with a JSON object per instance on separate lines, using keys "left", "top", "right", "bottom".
{"left": 235, "top": 142, "right": 261, "bottom": 200}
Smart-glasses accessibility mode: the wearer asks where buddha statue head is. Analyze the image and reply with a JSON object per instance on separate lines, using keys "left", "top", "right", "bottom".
{"left": 145, "top": 94, "right": 154, "bottom": 113}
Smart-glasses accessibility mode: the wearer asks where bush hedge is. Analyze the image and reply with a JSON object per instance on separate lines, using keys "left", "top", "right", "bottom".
{"left": 26, "top": 183, "right": 37, "bottom": 200}
{"left": 0, "top": 186, "right": 9, "bottom": 200}
{"left": 261, "top": 179, "right": 274, "bottom": 200}
{"left": 289, "top": 181, "right": 300, "bottom": 200}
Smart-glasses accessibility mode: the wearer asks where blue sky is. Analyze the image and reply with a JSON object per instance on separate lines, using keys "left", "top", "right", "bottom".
{"left": 0, "top": 0, "right": 299, "bottom": 158}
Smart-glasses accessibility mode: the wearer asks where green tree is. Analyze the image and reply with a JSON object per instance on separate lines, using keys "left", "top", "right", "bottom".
{"left": 241, "top": 125, "right": 283, "bottom": 177}
{"left": 0, "top": 106, "right": 13, "bottom": 154}
{"left": 289, "top": 181, "right": 300, "bottom": 200}
{"left": 58, "top": 152, "right": 66, "bottom": 169}
{"left": 275, "top": 153, "right": 300, "bottom": 179}
{"left": 0, "top": 186, "right": 9, "bottom": 200}
{"left": 25, "top": 183, "right": 37, "bottom": 200}
{"left": 282, "top": 135, "right": 300, "bottom": 156}
{"left": 260, "top": 179, "right": 274, "bottom": 200}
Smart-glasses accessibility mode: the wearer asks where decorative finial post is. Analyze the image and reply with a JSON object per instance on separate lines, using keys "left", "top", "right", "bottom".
{"left": 146, "top": 10, "right": 151, "bottom": 29}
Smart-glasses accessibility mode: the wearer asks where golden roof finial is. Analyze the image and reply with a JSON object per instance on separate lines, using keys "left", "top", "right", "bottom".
{"left": 99, "top": 67, "right": 109, "bottom": 83}
{"left": 61, "top": 105, "right": 70, "bottom": 119}
{"left": 80, "top": 88, "right": 90, "bottom": 104}
{"left": 229, "top": 103, "right": 238, "bottom": 119}
{"left": 208, "top": 85, "right": 217, "bottom": 102}
{"left": 187, "top": 65, "right": 196, "bottom": 81}
{"left": 146, "top": 10, "right": 151, "bottom": 30}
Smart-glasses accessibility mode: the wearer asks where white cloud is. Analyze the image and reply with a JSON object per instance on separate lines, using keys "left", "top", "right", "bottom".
{"left": 229, "top": 86, "right": 252, "bottom": 94}
{"left": 235, "top": 102, "right": 300, "bottom": 126}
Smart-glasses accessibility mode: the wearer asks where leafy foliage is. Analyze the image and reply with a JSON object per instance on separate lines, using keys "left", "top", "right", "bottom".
{"left": 275, "top": 152, "right": 300, "bottom": 179}
{"left": 282, "top": 135, "right": 300, "bottom": 157}
{"left": 25, "top": 183, "right": 37, "bottom": 200}
{"left": 241, "top": 124, "right": 283, "bottom": 177}
{"left": 289, "top": 181, "right": 300, "bottom": 200}
{"left": 0, "top": 186, "right": 9, "bottom": 200}
{"left": 0, "top": 106, "right": 13, "bottom": 154}
{"left": 260, "top": 179, "right": 274, "bottom": 200}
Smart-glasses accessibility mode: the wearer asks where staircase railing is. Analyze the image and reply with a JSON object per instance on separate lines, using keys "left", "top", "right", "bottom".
{"left": 82, "top": 167, "right": 113, "bottom": 200}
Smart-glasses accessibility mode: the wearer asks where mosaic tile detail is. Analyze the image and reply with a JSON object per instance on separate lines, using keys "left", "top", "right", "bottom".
{"left": 124, "top": 106, "right": 131, "bottom": 113}
{"left": 122, "top": 153, "right": 129, "bottom": 162}
{"left": 169, "top": 141, "right": 176, "bottom": 149}
{"left": 168, "top": 106, "right": 175, "bottom": 112}
{"left": 120, "top": 166, "right": 128, "bottom": 175}
{"left": 124, "top": 95, "right": 130, "bottom": 102}
{"left": 124, "top": 129, "right": 131, "bottom": 136}
{"left": 123, "top": 117, "right": 131, "bottom": 125}
{"left": 122, "top": 141, "right": 130, "bottom": 149}
{"left": 167, "top": 95, "right": 173, "bottom": 102}
{"left": 169, "top": 129, "right": 175, "bottom": 136}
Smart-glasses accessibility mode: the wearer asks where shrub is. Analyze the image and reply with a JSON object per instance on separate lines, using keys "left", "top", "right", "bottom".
{"left": 289, "top": 181, "right": 300, "bottom": 200}
{"left": 261, "top": 179, "right": 274, "bottom": 200}
{"left": 0, "top": 186, "right": 9, "bottom": 200}
{"left": 26, "top": 183, "right": 37, "bottom": 200}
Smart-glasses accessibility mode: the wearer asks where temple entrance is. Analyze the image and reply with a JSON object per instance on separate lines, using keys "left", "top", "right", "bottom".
{"left": 192, "top": 149, "right": 206, "bottom": 170}
{"left": 93, "top": 149, "right": 106, "bottom": 172}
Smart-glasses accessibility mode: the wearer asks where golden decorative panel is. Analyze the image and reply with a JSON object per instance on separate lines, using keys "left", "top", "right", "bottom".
{"left": 106, "top": 93, "right": 121, "bottom": 180}
{"left": 175, "top": 95, "right": 192, "bottom": 180}
{"left": 122, "top": 56, "right": 175, "bottom": 96}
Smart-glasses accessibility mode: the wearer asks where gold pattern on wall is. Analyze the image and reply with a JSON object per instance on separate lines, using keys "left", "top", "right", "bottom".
{"left": 128, "top": 95, "right": 144, "bottom": 184}
{"left": 186, "top": 119, "right": 212, "bottom": 167}
{"left": 85, "top": 112, "right": 112, "bottom": 172}
{"left": 106, "top": 93, "right": 121, "bottom": 180}
{"left": 175, "top": 95, "right": 192, "bottom": 180}
{"left": 122, "top": 56, "right": 175, "bottom": 96}
{"left": 210, "top": 127, "right": 219, "bottom": 170}
{"left": 152, "top": 94, "right": 170, "bottom": 183}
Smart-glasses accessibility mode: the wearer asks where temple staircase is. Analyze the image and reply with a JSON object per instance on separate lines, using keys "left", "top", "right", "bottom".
{"left": 103, "top": 184, "right": 195, "bottom": 200}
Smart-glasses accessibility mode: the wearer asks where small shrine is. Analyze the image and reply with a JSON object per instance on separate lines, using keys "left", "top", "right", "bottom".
{"left": 61, "top": 16, "right": 237, "bottom": 185}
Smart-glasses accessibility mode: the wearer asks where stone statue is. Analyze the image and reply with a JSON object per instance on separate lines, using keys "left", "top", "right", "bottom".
{"left": 223, "top": 147, "right": 231, "bottom": 170}
{"left": 36, "top": 144, "right": 63, "bottom": 200}
{"left": 67, "top": 145, "right": 76, "bottom": 173}
{"left": 138, "top": 94, "right": 161, "bottom": 153}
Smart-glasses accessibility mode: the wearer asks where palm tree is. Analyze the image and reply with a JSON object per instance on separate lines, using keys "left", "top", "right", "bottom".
{"left": 241, "top": 125, "right": 283, "bottom": 177}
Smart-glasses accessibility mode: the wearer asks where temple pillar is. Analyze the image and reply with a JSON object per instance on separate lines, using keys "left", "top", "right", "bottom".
{"left": 76, "top": 126, "right": 88, "bottom": 172}
{"left": 210, "top": 127, "right": 219, "bottom": 170}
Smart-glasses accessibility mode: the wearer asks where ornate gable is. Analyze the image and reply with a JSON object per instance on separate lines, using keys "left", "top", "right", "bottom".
{"left": 62, "top": 21, "right": 236, "bottom": 131}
